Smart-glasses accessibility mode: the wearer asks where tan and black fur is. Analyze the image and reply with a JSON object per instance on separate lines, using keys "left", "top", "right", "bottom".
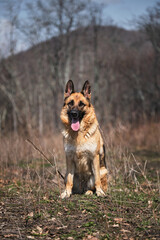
{"left": 60, "top": 80, "right": 107, "bottom": 198}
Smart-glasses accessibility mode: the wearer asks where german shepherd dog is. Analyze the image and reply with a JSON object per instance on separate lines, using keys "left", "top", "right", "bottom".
{"left": 60, "top": 80, "right": 107, "bottom": 198}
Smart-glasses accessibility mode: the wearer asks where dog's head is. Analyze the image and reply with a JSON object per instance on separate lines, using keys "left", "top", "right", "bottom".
{"left": 61, "top": 80, "right": 91, "bottom": 131}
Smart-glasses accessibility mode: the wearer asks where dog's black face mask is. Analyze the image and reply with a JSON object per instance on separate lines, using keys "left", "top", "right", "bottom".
{"left": 67, "top": 101, "right": 86, "bottom": 131}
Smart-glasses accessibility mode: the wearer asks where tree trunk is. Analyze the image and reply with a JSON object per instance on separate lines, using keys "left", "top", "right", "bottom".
{"left": 38, "top": 94, "right": 43, "bottom": 135}
{"left": 52, "top": 90, "right": 59, "bottom": 130}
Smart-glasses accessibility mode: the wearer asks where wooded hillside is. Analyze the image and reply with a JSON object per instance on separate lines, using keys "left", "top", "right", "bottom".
{"left": 0, "top": 1, "right": 160, "bottom": 134}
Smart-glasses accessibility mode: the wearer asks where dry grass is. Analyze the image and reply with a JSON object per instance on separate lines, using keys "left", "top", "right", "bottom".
{"left": 104, "top": 121, "right": 160, "bottom": 150}
{"left": 0, "top": 121, "right": 159, "bottom": 192}
{"left": 0, "top": 131, "right": 65, "bottom": 193}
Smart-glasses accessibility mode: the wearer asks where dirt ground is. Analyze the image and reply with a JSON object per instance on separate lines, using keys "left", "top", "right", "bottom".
{"left": 0, "top": 150, "right": 160, "bottom": 240}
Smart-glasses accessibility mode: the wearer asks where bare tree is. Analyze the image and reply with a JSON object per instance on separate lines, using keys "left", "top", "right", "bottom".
{"left": 90, "top": 3, "right": 102, "bottom": 103}
{"left": 18, "top": 0, "right": 87, "bottom": 129}
{"left": 138, "top": 1, "right": 160, "bottom": 116}
{"left": 0, "top": 0, "right": 26, "bottom": 133}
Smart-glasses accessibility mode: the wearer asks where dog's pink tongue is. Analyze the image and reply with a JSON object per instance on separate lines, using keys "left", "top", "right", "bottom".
{"left": 71, "top": 119, "right": 80, "bottom": 131}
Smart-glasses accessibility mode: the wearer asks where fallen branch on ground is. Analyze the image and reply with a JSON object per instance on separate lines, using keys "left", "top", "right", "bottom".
{"left": 26, "top": 138, "right": 64, "bottom": 180}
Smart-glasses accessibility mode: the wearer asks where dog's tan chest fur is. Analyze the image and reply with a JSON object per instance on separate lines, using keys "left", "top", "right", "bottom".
{"left": 64, "top": 140, "right": 97, "bottom": 155}
{"left": 75, "top": 156, "right": 92, "bottom": 175}
{"left": 64, "top": 137, "right": 97, "bottom": 174}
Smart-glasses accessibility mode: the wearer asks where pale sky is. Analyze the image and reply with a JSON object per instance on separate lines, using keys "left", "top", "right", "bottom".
{"left": 102, "top": 0, "right": 159, "bottom": 29}
{"left": 0, "top": 0, "right": 159, "bottom": 28}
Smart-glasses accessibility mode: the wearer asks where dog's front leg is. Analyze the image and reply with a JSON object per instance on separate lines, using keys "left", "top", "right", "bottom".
{"left": 93, "top": 154, "right": 105, "bottom": 197}
{"left": 61, "top": 155, "right": 74, "bottom": 199}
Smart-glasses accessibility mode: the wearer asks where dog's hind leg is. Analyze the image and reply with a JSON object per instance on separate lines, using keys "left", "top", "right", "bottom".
{"left": 100, "top": 167, "right": 108, "bottom": 192}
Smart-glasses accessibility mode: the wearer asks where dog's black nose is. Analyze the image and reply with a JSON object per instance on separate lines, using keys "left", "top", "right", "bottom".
{"left": 70, "top": 110, "right": 79, "bottom": 119}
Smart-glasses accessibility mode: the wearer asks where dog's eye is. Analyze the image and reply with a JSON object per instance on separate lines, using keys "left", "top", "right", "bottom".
{"left": 79, "top": 101, "right": 85, "bottom": 107}
{"left": 68, "top": 100, "right": 74, "bottom": 106}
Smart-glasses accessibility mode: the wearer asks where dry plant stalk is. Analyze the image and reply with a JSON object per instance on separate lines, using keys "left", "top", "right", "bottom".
{"left": 49, "top": 150, "right": 62, "bottom": 195}
{"left": 26, "top": 139, "right": 64, "bottom": 188}
{"left": 131, "top": 153, "right": 152, "bottom": 191}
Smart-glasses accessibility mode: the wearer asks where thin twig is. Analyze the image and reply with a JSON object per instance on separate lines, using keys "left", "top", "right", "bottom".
{"left": 26, "top": 139, "right": 64, "bottom": 180}
{"left": 131, "top": 153, "right": 152, "bottom": 191}
{"left": 49, "top": 150, "right": 62, "bottom": 195}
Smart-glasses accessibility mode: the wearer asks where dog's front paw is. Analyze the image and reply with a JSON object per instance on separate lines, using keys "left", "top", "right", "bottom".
{"left": 60, "top": 189, "right": 71, "bottom": 199}
{"left": 96, "top": 188, "right": 106, "bottom": 197}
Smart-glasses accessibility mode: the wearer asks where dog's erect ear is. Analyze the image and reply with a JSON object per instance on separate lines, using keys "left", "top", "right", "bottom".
{"left": 81, "top": 80, "right": 91, "bottom": 100}
{"left": 64, "top": 80, "right": 74, "bottom": 99}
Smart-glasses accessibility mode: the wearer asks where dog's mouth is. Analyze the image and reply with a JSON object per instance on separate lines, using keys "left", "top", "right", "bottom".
{"left": 71, "top": 118, "right": 80, "bottom": 131}
{"left": 68, "top": 109, "right": 85, "bottom": 132}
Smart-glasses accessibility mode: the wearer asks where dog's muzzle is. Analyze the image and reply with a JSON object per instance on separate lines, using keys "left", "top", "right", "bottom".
{"left": 70, "top": 109, "right": 79, "bottom": 119}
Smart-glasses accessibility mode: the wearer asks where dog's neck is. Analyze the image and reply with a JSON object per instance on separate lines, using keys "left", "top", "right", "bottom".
{"left": 84, "top": 122, "right": 98, "bottom": 139}
{"left": 62, "top": 122, "right": 98, "bottom": 140}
